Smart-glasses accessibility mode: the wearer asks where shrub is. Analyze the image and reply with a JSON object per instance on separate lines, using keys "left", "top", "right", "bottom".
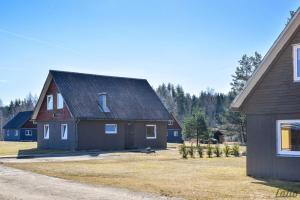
{"left": 214, "top": 145, "right": 222, "bottom": 157}
{"left": 188, "top": 144, "right": 195, "bottom": 158}
{"left": 207, "top": 144, "right": 213, "bottom": 158}
{"left": 231, "top": 144, "right": 240, "bottom": 157}
{"left": 223, "top": 144, "right": 231, "bottom": 157}
{"left": 196, "top": 145, "right": 204, "bottom": 158}
{"left": 179, "top": 144, "right": 188, "bottom": 159}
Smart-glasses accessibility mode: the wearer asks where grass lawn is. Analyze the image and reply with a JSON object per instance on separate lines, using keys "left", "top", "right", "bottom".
{"left": 0, "top": 141, "right": 65, "bottom": 156}
{"left": 5, "top": 144, "right": 300, "bottom": 200}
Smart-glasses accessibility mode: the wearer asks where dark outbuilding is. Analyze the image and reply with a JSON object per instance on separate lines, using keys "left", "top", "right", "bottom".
{"left": 167, "top": 113, "right": 183, "bottom": 143}
{"left": 231, "top": 9, "right": 300, "bottom": 181}
{"left": 3, "top": 111, "right": 37, "bottom": 141}
{"left": 32, "top": 70, "right": 170, "bottom": 150}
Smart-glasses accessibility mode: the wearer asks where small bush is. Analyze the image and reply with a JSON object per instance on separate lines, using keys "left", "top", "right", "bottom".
{"left": 179, "top": 144, "right": 188, "bottom": 159}
{"left": 223, "top": 144, "right": 231, "bottom": 157}
{"left": 214, "top": 145, "right": 222, "bottom": 157}
{"left": 207, "top": 144, "right": 213, "bottom": 158}
{"left": 188, "top": 144, "right": 195, "bottom": 158}
{"left": 196, "top": 145, "right": 204, "bottom": 158}
{"left": 231, "top": 144, "right": 240, "bottom": 157}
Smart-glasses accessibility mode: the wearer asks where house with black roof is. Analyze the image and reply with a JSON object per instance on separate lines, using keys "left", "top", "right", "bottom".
{"left": 32, "top": 70, "right": 170, "bottom": 150}
{"left": 167, "top": 113, "right": 183, "bottom": 143}
{"left": 3, "top": 111, "right": 37, "bottom": 141}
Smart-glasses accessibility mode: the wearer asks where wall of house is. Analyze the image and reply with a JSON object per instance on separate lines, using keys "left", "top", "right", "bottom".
{"left": 19, "top": 128, "right": 37, "bottom": 141}
{"left": 247, "top": 114, "right": 300, "bottom": 180}
{"left": 36, "top": 79, "right": 76, "bottom": 150}
{"left": 37, "top": 121, "right": 76, "bottom": 150}
{"left": 167, "top": 129, "right": 183, "bottom": 143}
{"left": 4, "top": 129, "right": 20, "bottom": 141}
{"left": 241, "top": 26, "right": 300, "bottom": 180}
{"left": 77, "top": 120, "right": 167, "bottom": 150}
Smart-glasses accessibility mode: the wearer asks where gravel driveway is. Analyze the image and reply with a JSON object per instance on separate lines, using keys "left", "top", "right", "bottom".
{"left": 0, "top": 165, "right": 182, "bottom": 200}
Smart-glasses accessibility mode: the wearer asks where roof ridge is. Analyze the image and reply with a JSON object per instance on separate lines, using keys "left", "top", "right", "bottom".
{"left": 49, "top": 70, "right": 147, "bottom": 81}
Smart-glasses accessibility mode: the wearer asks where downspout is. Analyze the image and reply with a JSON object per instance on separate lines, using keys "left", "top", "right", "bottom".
{"left": 74, "top": 118, "right": 80, "bottom": 151}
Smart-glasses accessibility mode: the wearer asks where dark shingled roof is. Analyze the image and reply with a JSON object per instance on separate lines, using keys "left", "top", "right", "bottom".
{"left": 50, "top": 70, "right": 170, "bottom": 121}
{"left": 3, "top": 111, "right": 33, "bottom": 129}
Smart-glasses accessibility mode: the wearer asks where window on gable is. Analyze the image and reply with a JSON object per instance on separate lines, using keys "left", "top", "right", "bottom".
{"left": 61, "top": 124, "right": 68, "bottom": 140}
{"left": 146, "top": 125, "right": 157, "bottom": 139}
{"left": 293, "top": 45, "right": 300, "bottom": 81}
{"left": 168, "top": 120, "right": 174, "bottom": 126}
{"left": 57, "top": 93, "right": 64, "bottom": 109}
{"left": 44, "top": 124, "right": 49, "bottom": 139}
{"left": 277, "top": 120, "right": 300, "bottom": 156}
{"left": 99, "top": 93, "right": 110, "bottom": 112}
{"left": 25, "top": 130, "right": 32, "bottom": 136}
{"left": 105, "top": 124, "right": 117, "bottom": 134}
{"left": 47, "top": 95, "right": 53, "bottom": 110}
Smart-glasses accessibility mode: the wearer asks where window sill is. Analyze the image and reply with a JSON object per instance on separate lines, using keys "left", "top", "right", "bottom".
{"left": 277, "top": 154, "right": 300, "bottom": 157}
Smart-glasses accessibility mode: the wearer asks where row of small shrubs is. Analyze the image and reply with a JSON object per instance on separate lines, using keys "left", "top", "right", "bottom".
{"left": 179, "top": 143, "right": 240, "bottom": 159}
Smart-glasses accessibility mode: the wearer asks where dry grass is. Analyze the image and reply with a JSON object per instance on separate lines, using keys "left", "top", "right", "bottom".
{"left": 6, "top": 144, "right": 300, "bottom": 200}
{"left": 0, "top": 141, "right": 37, "bottom": 156}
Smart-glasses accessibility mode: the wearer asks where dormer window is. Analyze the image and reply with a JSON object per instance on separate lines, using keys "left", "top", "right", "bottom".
{"left": 99, "top": 93, "right": 110, "bottom": 112}
{"left": 293, "top": 44, "right": 300, "bottom": 81}
{"left": 47, "top": 95, "right": 53, "bottom": 110}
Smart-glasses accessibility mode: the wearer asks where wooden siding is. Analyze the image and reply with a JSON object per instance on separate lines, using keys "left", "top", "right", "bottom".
{"left": 242, "top": 26, "right": 300, "bottom": 114}
{"left": 36, "top": 80, "right": 72, "bottom": 122}
{"left": 37, "top": 121, "right": 76, "bottom": 150}
{"left": 247, "top": 114, "right": 300, "bottom": 180}
{"left": 77, "top": 120, "right": 167, "bottom": 150}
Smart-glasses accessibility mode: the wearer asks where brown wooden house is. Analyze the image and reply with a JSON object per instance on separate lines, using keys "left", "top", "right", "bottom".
{"left": 231, "top": 9, "right": 300, "bottom": 181}
{"left": 32, "top": 70, "right": 170, "bottom": 150}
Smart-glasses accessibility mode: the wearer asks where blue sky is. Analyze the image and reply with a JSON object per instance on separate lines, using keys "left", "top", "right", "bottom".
{"left": 0, "top": 0, "right": 299, "bottom": 105}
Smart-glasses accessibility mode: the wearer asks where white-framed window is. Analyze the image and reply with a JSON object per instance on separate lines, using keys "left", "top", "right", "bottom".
{"left": 25, "top": 130, "right": 32, "bottom": 136}
{"left": 168, "top": 120, "right": 173, "bottom": 126}
{"left": 47, "top": 95, "right": 53, "bottom": 110}
{"left": 293, "top": 44, "right": 300, "bottom": 81}
{"left": 44, "top": 124, "right": 49, "bottom": 139}
{"left": 174, "top": 130, "right": 179, "bottom": 137}
{"left": 57, "top": 93, "right": 64, "bottom": 109}
{"left": 61, "top": 124, "right": 68, "bottom": 140}
{"left": 146, "top": 124, "right": 157, "bottom": 139}
{"left": 15, "top": 130, "right": 18, "bottom": 136}
{"left": 105, "top": 124, "right": 117, "bottom": 134}
{"left": 99, "top": 93, "right": 110, "bottom": 112}
{"left": 277, "top": 120, "right": 300, "bottom": 156}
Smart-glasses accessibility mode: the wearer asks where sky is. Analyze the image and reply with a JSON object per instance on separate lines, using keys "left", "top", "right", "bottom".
{"left": 0, "top": 0, "right": 299, "bottom": 105}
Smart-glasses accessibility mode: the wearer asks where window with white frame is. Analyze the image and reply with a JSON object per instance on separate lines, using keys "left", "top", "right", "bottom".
{"left": 47, "top": 95, "right": 53, "bottom": 110}
{"left": 57, "top": 93, "right": 64, "bottom": 109}
{"left": 168, "top": 120, "right": 173, "bottom": 126}
{"left": 25, "top": 130, "right": 32, "bottom": 136}
{"left": 61, "top": 124, "right": 68, "bottom": 140}
{"left": 44, "top": 124, "right": 49, "bottom": 139}
{"left": 293, "top": 44, "right": 300, "bottom": 81}
{"left": 105, "top": 124, "right": 117, "bottom": 134}
{"left": 174, "top": 130, "right": 179, "bottom": 137}
{"left": 146, "top": 125, "right": 156, "bottom": 139}
{"left": 277, "top": 120, "right": 300, "bottom": 156}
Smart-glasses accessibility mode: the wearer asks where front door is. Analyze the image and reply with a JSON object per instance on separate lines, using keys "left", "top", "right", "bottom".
{"left": 125, "top": 123, "right": 135, "bottom": 149}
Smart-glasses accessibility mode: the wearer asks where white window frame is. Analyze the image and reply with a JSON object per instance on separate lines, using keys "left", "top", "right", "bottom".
{"left": 146, "top": 124, "right": 157, "bottom": 139}
{"left": 61, "top": 124, "right": 68, "bottom": 140}
{"left": 105, "top": 124, "right": 117, "bottom": 134}
{"left": 25, "top": 130, "right": 32, "bottom": 136}
{"left": 47, "top": 95, "right": 53, "bottom": 110}
{"left": 293, "top": 44, "right": 300, "bottom": 82}
{"left": 57, "top": 93, "right": 64, "bottom": 109}
{"left": 168, "top": 120, "right": 173, "bottom": 126}
{"left": 174, "top": 130, "right": 179, "bottom": 137}
{"left": 44, "top": 124, "right": 49, "bottom": 139}
{"left": 276, "top": 119, "right": 300, "bottom": 156}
